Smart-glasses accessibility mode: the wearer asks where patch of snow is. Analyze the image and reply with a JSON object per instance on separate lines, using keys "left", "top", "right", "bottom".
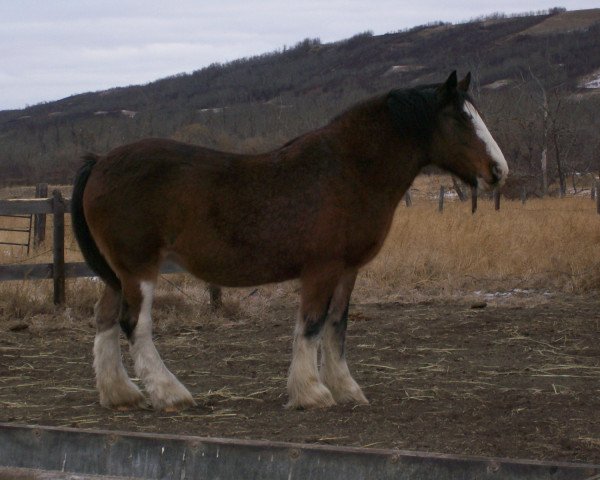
{"left": 482, "top": 79, "right": 512, "bottom": 90}
{"left": 583, "top": 76, "right": 600, "bottom": 89}
{"left": 198, "top": 108, "right": 224, "bottom": 114}
{"left": 383, "top": 65, "right": 424, "bottom": 76}
{"left": 474, "top": 288, "right": 550, "bottom": 299}
{"left": 580, "top": 69, "right": 600, "bottom": 89}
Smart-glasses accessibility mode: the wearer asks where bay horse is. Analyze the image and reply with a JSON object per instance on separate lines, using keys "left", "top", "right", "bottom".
{"left": 71, "top": 71, "right": 508, "bottom": 411}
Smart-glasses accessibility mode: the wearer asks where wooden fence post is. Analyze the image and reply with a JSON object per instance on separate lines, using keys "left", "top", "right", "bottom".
{"left": 471, "top": 187, "right": 478, "bottom": 214}
{"left": 208, "top": 284, "right": 222, "bottom": 310}
{"left": 592, "top": 183, "right": 596, "bottom": 201}
{"left": 34, "top": 183, "right": 48, "bottom": 247}
{"left": 521, "top": 188, "right": 527, "bottom": 205}
{"left": 52, "top": 190, "right": 66, "bottom": 305}
{"left": 452, "top": 177, "right": 467, "bottom": 202}
{"left": 438, "top": 186, "right": 445, "bottom": 213}
{"left": 493, "top": 188, "right": 501, "bottom": 211}
{"left": 404, "top": 189, "right": 412, "bottom": 207}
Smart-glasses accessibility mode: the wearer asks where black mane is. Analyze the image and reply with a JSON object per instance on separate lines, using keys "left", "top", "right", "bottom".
{"left": 386, "top": 84, "right": 469, "bottom": 144}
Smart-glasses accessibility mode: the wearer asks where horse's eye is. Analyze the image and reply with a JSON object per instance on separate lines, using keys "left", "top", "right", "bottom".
{"left": 459, "top": 111, "right": 471, "bottom": 125}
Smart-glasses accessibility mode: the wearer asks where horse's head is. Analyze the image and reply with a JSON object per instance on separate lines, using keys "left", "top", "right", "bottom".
{"left": 428, "top": 71, "right": 508, "bottom": 189}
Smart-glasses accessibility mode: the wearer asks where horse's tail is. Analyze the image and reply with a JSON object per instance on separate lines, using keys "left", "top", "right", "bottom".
{"left": 71, "top": 154, "right": 121, "bottom": 291}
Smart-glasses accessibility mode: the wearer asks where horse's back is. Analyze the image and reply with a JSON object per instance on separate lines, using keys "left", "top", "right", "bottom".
{"left": 98, "top": 137, "right": 240, "bottom": 178}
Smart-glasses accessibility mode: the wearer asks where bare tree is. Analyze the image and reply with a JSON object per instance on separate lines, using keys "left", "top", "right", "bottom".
{"left": 530, "top": 69, "right": 549, "bottom": 196}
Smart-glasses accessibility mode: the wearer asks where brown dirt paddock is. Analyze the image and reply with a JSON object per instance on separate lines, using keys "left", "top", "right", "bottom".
{"left": 1, "top": 290, "right": 599, "bottom": 464}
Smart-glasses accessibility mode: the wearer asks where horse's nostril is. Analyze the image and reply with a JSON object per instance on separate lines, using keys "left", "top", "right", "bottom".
{"left": 492, "top": 164, "right": 502, "bottom": 182}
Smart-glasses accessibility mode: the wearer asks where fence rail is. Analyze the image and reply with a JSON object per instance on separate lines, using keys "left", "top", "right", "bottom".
{"left": 0, "top": 261, "right": 183, "bottom": 282}
{"left": 0, "top": 191, "right": 183, "bottom": 304}
{"left": 0, "top": 213, "right": 33, "bottom": 253}
{"left": 0, "top": 184, "right": 51, "bottom": 254}
{"left": 0, "top": 197, "right": 65, "bottom": 215}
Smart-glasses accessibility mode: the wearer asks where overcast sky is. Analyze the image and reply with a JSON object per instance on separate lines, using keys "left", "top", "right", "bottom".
{"left": 1, "top": 0, "right": 597, "bottom": 110}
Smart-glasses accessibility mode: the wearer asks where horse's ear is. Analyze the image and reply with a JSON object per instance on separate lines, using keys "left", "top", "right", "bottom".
{"left": 437, "top": 71, "right": 458, "bottom": 102}
{"left": 458, "top": 72, "right": 471, "bottom": 92}
{"left": 445, "top": 71, "right": 458, "bottom": 90}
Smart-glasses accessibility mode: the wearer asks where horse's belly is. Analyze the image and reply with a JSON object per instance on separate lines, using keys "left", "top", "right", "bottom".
{"left": 168, "top": 247, "right": 302, "bottom": 288}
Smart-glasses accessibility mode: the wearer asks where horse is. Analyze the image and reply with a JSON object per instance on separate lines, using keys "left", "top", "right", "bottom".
{"left": 71, "top": 71, "right": 508, "bottom": 411}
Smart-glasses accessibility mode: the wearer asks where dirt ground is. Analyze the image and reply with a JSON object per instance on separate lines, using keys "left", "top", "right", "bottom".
{"left": 1, "top": 292, "right": 599, "bottom": 464}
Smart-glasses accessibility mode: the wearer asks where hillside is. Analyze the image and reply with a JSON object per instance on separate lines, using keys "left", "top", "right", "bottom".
{"left": 1, "top": 7, "right": 600, "bottom": 190}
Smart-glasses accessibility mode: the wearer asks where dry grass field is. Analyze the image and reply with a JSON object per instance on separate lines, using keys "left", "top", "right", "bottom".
{"left": 1, "top": 177, "right": 599, "bottom": 463}
{"left": 361, "top": 194, "right": 600, "bottom": 299}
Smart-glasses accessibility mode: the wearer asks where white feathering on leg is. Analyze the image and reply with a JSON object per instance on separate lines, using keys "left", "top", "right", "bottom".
{"left": 129, "top": 281, "right": 195, "bottom": 410}
{"left": 320, "top": 322, "right": 368, "bottom": 405}
{"left": 93, "top": 324, "right": 145, "bottom": 408}
{"left": 287, "top": 322, "right": 335, "bottom": 409}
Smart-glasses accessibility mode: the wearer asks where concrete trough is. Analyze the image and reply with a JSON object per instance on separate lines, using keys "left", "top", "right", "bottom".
{"left": 1, "top": 423, "right": 599, "bottom": 480}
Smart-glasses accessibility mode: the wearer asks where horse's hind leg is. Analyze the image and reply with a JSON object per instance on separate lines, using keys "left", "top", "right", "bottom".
{"left": 93, "top": 284, "right": 145, "bottom": 408}
{"left": 120, "top": 277, "right": 195, "bottom": 411}
{"left": 319, "top": 269, "right": 368, "bottom": 405}
{"left": 287, "top": 267, "right": 340, "bottom": 409}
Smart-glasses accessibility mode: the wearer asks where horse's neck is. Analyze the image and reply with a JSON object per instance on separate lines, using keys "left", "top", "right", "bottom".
{"left": 331, "top": 102, "right": 425, "bottom": 200}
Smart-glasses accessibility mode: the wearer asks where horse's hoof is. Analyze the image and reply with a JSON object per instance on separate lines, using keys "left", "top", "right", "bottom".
{"left": 334, "top": 389, "right": 369, "bottom": 405}
{"left": 286, "top": 383, "right": 336, "bottom": 409}
{"left": 104, "top": 393, "right": 148, "bottom": 410}
{"left": 330, "top": 385, "right": 369, "bottom": 405}
{"left": 162, "top": 398, "right": 196, "bottom": 413}
{"left": 153, "top": 395, "right": 196, "bottom": 411}
{"left": 98, "top": 381, "right": 147, "bottom": 410}
{"left": 321, "top": 374, "right": 369, "bottom": 405}
{"left": 114, "top": 401, "right": 149, "bottom": 412}
{"left": 149, "top": 381, "right": 196, "bottom": 411}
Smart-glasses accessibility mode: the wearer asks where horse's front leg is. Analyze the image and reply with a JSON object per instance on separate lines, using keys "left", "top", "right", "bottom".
{"left": 286, "top": 266, "right": 342, "bottom": 409}
{"left": 320, "top": 269, "right": 368, "bottom": 405}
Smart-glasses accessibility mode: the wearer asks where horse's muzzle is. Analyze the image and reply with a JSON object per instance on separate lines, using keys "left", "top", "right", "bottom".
{"left": 491, "top": 164, "right": 506, "bottom": 186}
{"left": 477, "top": 166, "right": 507, "bottom": 191}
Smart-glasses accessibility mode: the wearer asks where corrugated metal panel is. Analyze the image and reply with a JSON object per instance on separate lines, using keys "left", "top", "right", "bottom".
{"left": 1, "top": 423, "right": 598, "bottom": 480}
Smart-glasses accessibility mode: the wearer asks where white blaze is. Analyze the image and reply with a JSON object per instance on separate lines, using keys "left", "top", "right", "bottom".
{"left": 463, "top": 101, "right": 509, "bottom": 182}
